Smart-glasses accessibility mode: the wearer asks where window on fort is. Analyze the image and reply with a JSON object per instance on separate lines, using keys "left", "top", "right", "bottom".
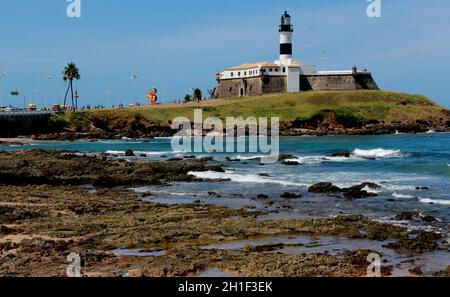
{"left": 238, "top": 72, "right": 241, "bottom": 76}
{"left": 283, "top": 67, "right": 286, "bottom": 72}
{"left": 275, "top": 68, "right": 279, "bottom": 72}
{"left": 269, "top": 68, "right": 273, "bottom": 72}
{"left": 231, "top": 72, "right": 234, "bottom": 77}
{"left": 229, "top": 87, "right": 232, "bottom": 92}
{"left": 244, "top": 71, "right": 247, "bottom": 76}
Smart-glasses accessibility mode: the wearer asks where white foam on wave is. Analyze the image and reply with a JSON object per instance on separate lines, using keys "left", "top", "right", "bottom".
{"left": 419, "top": 198, "right": 450, "bottom": 206}
{"left": 352, "top": 148, "right": 403, "bottom": 159}
{"left": 284, "top": 155, "right": 351, "bottom": 165}
{"left": 234, "top": 155, "right": 266, "bottom": 161}
{"left": 105, "top": 150, "right": 171, "bottom": 156}
{"left": 392, "top": 192, "right": 416, "bottom": 199}
{"left": 188, "top": 170, "right": 306, "bottom": 187}
{"left": 362, "top": 186, "right": 381, "bottom": 194}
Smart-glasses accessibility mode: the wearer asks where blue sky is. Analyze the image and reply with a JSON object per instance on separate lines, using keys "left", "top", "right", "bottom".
{"left": 0, "top": 0, "right": 449, "bottom": 107}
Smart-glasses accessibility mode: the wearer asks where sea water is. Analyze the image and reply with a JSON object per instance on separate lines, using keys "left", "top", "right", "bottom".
{"left": 3, "top": 133, "right": 450, "bottom": 230}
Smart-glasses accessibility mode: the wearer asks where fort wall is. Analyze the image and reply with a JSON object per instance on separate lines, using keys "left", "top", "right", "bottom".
{"left": 300, "top": 73, "right": 379, "bottom": 91}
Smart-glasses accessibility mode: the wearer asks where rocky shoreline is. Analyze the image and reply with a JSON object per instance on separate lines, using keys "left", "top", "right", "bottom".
{"left": 29, "top": 113, "right": 450, "bottom": 141}
{"left": 0, "top": 150, "right": 449, "bottom": 277}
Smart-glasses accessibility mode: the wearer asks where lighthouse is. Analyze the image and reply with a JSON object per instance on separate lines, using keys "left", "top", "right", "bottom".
{"left": 279, "top": 11, "right": 293, "bottom": 64}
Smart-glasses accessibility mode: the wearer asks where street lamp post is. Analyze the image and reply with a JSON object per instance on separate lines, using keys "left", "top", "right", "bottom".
{"left": 129, "top": 75, "right": 138, "bottom": 105}
{"left": 44, "top": 76, "right": 51, "bottom": 109}
{"left": 0, "top": 73, "right": 6, "bottom": 109}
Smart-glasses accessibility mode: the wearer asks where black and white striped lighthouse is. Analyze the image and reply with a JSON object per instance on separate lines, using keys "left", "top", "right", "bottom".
{"left": 279, "top": 11, "right": 293, "bottom": 63}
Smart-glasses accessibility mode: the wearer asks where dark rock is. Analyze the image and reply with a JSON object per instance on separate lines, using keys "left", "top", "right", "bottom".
{"left": 0, "top": 225, "right": 16, "bottom": 235}
{"left": 206, "top": 165, "right": 225, "bottom": 173}
{"left": 329, "top": 151, "right": 351, "bottom": 158}
{"left": 257, "top": 194, "right": 269, "bottom": 199}
{"left": 386, "top": 231, "right": 442, "bottom": 253}
{"left": 207, "top": 191, "right": 222, "bottom": 198}
{"left": 280, "top": 192, "right": 303, "bottom": 199}
{"left": 199, "top": 156, "right": 213, "bottom": 162}
{"left": 16, "top": 160, "right": 29, "bottom": 168}
{"left": 308, "top": 182, "right": 342, "bottom": 194}
{"left": 409, "top": 267, "right": 423, "bottom": 276}
{"left": 416, "top": 186, "right": 430, "bottom": 191}
{"left": 167, "top": 157, "right": 183, "bottom": 162}
{"left": 225, "top": 156, "right": 240, "bottom": 162}
{"left": 342, "top": 183, "right": 380, "bottom": 199}
{"left": 278, "top": 154, "right": 297, "bottom": 161}
{"left": 282, "top": 161, "right": 300, "bottom": 166}
{"left": 394, "top": 211, "right": 437, "bottom": 222}
{"left": 124, "top": 149, "right": 134, "bottom": 157}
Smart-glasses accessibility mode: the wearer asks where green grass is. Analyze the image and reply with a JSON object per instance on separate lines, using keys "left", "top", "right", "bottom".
{"left": 53, "top": 90, "right": 447, "bottom": 130}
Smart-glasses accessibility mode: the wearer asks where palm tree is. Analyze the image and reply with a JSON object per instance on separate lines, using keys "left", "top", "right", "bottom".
{"left": 63, "top": 62, "right": 81, "bottom": 110}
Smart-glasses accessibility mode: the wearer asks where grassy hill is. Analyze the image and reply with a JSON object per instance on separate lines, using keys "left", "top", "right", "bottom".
{"left": 50, "top": 90, "right": 449, "bottom": 133}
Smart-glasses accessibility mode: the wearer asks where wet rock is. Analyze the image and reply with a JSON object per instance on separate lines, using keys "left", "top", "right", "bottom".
{"left": 308, "top": 182, "right": 342, "bottom": 194}
{"left": 0, "top": 207, "right": 42, "bottom": 224}
{"left": 415, "top": 186, "right": 430, "bottom": 191}
{"left": 282, "top": 161, "right": 301, "bottom": 166}
{"left": 435, "top": 266, "right": 450, "bottom": 277}
{"left": 394, "top": 211, "right": 437, "bottom": 222}
{"left": 409, "top": 267, "right": 423, "bottom": 276}
{"left": 225, "top": 157, "right": 240, "bottom": 162}
{"left": 0, "top": 225, "right": 16, "bottom": 235}
{"left": 124, "top": 149, "right": 134, "bottom": 157}
{"left": 280, "top": 192, "right": 303, "bottom": 199}
{"left": 257, "top": 194, "right": 269, "bottom": 199}
{"left": 16, "top": 160, "right": 29, "bottom": 168}
{"left": 342, "top": 183, "right": 380, "bottom": 199}
{"left": 0, "top": 150, "right": 225, "bottom": 186}
{"left": 258, "top": 173, "right": 270, "bottom": 177}
{"left": 386, "top": 231, "right": 443, "bottom": 253}
{"left": 199, "top": 156, "right": 213, "bottom": 162}
{"left": 207, "top": 192, "right": 222, "bottom": 198}
{"left": 278, "top": 154, "right": 297, "bottom": 161}
{"left": 329, "top": 151, "right": 351, "bottom": 158}
{"left": 167, "top": 157, "right": 183, "bottom": 162}
{"left": 230, "top": 193, "right": 243, "bottom": 198}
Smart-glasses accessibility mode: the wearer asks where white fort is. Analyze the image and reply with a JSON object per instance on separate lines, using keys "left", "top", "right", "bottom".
{"left": 215, "top": 11, "right": 378, "bottom": 98}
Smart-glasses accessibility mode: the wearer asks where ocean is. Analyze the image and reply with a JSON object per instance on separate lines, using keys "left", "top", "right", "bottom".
{"left": 3, "top": 133, "right": 450, "bottom": 233}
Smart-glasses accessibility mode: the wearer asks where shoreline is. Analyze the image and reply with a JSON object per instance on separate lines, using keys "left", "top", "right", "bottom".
{"left": 0, "top": 149, "right": 449, "bottom": 277}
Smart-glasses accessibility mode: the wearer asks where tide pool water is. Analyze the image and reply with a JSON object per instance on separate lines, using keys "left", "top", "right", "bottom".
{"left": 3, "top": 133, "right": 450, "bottom": 230}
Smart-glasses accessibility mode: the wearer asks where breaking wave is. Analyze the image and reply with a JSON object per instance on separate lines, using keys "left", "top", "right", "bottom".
{"left": 188, "top": 171, "right": 305, "bottom": 187}
{"left": 419, "top": 198, "right": 450, "bottom": 206}
{"left": 392, "top": 192, "right": 416, "bottom": 199}
{"left": 352, "top": 148, "right": 404, "bottom": 159}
